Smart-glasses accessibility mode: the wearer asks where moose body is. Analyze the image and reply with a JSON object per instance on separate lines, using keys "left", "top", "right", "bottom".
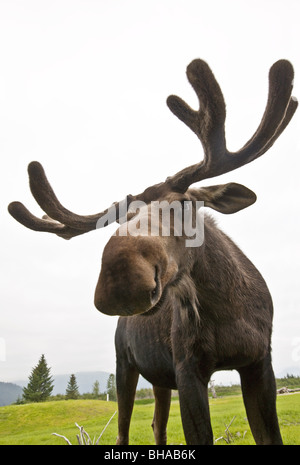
{"left": 115, "top": 215, "right": 273, "bottom": 388}
{"left": 112, "top": 213, "right": 277, "bottom": 445}
{"left": 8, "top": 58, "right": 297, "bottom": 445}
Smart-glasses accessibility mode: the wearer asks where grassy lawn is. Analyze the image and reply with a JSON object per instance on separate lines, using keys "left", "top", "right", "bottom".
{"left": 0, "top": 400, "right": 118, "bottom": 445}
{"left": 0, "top": 394, "right": 299, "bottom": 445}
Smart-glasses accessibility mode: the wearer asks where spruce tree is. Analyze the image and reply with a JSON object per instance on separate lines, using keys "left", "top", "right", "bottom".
{"left": 106, "top": 373, "right": 116, "bottom": 401}
{"left": 22, "top": 354, "right": 54, "bottom": 402}
{"left": 65, "top": 374, "right": 80, "bottom": 399}
{"left": 92, "top": 380, "right": 100, "bottom": 399}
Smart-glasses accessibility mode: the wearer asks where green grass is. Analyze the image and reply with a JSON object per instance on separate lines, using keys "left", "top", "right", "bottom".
{"left": 0, "top": 394, "right": 299, "bottom": 445}
{"left": 0, "top": 400, "right": 118, "bottom": 445}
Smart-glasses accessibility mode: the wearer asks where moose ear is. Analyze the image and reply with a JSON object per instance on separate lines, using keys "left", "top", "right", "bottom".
{"left": 189, "top": 182, "right": 257, "bottom": 214}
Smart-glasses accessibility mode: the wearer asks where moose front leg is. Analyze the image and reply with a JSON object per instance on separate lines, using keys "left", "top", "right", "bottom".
{"left": 152, "top": 385, "right": 172, "bottom": 445}
{"left": 116, "top": 358, "right": 139, "bottom": 445}
{"left": 175, "top": 361, "right": 213, "bottom": 445}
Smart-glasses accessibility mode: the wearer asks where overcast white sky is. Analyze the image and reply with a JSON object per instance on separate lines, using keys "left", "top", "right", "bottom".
{"left": 1, "top": 0, "right": 299, "bottom": 386}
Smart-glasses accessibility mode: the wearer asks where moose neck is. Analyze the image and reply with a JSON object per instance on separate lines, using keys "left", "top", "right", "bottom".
{"left": 188, "top": 214, "right": 271, "bottom": 316}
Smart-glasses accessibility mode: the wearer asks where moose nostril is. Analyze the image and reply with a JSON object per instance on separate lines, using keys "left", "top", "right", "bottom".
{"left": 150, "top": 286, "right": 159, "bottom": 304}
{"left": 150, "top": 266, "right": 161, "bottom": 304}
{"left": 151, "top": 287, "right": 158, "bottom": 298}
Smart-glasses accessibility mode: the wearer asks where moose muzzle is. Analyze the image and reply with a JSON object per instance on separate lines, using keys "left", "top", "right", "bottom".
{"left": 94, "top": 235, "right": 177, "bottom": 316}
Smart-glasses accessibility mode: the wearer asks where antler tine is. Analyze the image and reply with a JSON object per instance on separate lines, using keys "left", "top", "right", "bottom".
{"left": 27, "top": 161, "right": 101, "bottom": 230}
{"left": 167, "top": 59, "right": 226, "bottom": 155}
{"left": 166, "top": 59, "right": 297, "bottom": 193}
{"left": 233, "top": 60, "right": 297, "bottom": 161}
{"left": 8, "top": 201, "right": 84, "bottom": 240}
{"left": 8, "top": 161, "right": 132, "bottom": 239}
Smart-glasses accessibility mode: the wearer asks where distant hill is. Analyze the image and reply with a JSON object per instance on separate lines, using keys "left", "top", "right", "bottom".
{"left": 0, "top": 382, "right": 23, "bottom": 406}
{"left": 53, "top": 371, "right": 111, "bottom": 395}
{"left": 12, "top": 371, "right": 151, "bottom": 397}
{"left": 50, "top": 371, "right": 151, "bottom": 394}
{"left": 0, "top": 371, "right": 151, "bottom": 406}
{"left": 12, "top": 371, "right": 112, "bottom": 396}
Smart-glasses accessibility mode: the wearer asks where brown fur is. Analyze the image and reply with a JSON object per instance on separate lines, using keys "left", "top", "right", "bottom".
{"left": 96, "top": 202, "right": 279, "bottom": 445}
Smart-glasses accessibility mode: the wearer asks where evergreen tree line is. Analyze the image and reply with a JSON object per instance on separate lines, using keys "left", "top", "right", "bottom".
{"left": 17, "top": 354, "right": 116, "bottom": 404}
{"left": 17, "top": 355, "right": 300, "bottom": 405}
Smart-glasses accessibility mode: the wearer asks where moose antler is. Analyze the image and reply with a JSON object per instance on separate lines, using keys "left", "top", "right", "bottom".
{"left": 166, "top": 59, "right": 298, "bottom": 192}
{"left": 8, "top": 162, "right": 133, "bottom": 239}
{"left": 8, "top": 59, "right": 297, "bottom": 238}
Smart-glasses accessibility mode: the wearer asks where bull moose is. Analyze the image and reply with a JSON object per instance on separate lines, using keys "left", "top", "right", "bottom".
{"left": 8, "top": 58, "right": 297, "bottom": 445}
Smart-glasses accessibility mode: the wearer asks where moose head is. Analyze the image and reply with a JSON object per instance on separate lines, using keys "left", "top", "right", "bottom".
{"left": 8, "top": 58, "right": 297, "bottom": 445}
